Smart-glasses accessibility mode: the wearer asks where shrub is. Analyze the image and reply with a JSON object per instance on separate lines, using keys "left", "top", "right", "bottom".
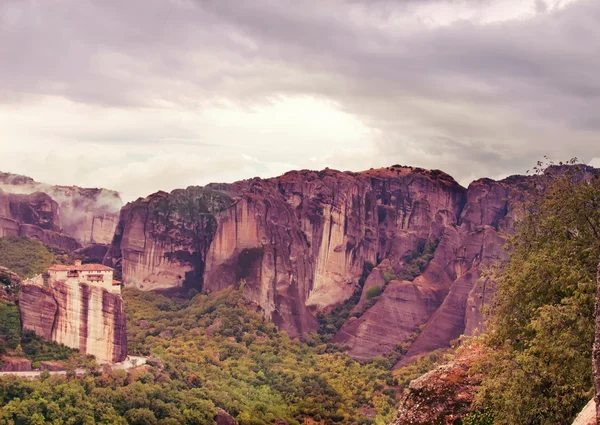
{"left": 383, "top": 268, "right": 396, "bottom": 284}
{"left": 365, "top": 286, "right": 382, "bottom": 300}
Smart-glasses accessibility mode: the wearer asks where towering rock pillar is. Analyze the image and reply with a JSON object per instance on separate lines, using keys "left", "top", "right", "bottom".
{"left": 19, "top": 279, "right": 127, "bottom": 363}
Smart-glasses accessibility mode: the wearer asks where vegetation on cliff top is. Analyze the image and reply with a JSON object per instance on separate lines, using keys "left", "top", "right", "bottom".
{"left": 473, "top": 163, "right": 600, "bottom": 425}
{"left": 150, "top": 188, "right": 234, "bottom": 290}
{"left": 0, "top": 236, "right": 54, "bottom": 278}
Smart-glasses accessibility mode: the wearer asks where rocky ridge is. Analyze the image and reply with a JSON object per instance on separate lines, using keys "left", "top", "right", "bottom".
{"left": 103, "top": 164, "right": 562, "bottom": 361}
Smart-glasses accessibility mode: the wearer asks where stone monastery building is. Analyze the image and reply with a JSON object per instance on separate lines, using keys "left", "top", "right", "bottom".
{"left": 48, "top": 260, "right": 121, "bottom": 293}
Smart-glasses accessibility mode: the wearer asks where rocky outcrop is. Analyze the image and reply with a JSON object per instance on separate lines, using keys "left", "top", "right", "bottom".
{"left": 390, "top": 176, "right": 526, "bottom": 366}
{"left": 0, "top": 188, "right": 80, "bottom": 251}
{"left": 0, "top": 356, "right": 32, "bottom": 372}
{"left": 0, "top": 172, "right": 122, "bottom": 247}
{"left": 215, "top": 409, "right": 238, "bottom": 425}
{"left": 19, "top": 280, "right": 127, "bottom": 363}
{"left": 390, "top": 347, "right": 482, "bottom": 425}
{"left": 107, "top": 167, "right": 467, "bottom": 338}
{"left": 106, "top": 165, "right": 594, "bottom": 357}
{"left": 573, "top": 399, "right": 596, "bottom": 425}
{"left": 46, "top": 186, "right": 121, "bottom": 245}
{"left": 39, "top": 360, "right": 66, "bottom": 371}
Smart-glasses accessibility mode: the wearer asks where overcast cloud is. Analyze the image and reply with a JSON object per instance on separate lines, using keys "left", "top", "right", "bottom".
{"left": 0, "top": 0, "right": 598, "bottom": 201}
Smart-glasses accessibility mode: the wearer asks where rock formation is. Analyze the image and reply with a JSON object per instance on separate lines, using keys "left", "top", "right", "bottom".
{"left": 0, "top": 171, "right": 122, "bottom": 247}
{"left": 0, "top": 188, "right": 80, "bottom": 251}
{"left": 105, "top": 165, "right": 596, "bottom": 358}
{"left": 0, "top": 266, "right": 21, "bottom": 302}
{"left": 390, "top": 346, "right": 482, "bottom": 425}
{"left": 572, "top": 399, "right": 596, "bottom": 425}
{"left": 19, "top": 279, "right": 127, "bottom": 363}
{"left": 0, "top": 356, "right": 32, "bottom": 372}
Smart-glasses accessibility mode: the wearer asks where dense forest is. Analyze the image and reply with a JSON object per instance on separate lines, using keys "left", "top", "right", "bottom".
{"left": 0, "top": 280, "right": 443, "bottom": 424}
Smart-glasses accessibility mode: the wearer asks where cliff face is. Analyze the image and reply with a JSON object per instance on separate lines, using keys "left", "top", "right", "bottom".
{"left": 0, "top": 172, "right": 122, "bottom": 247}
{"left": 104, "top": 165, "right": 553, "bottom": 354}
{"left": 19, "top": 280, "right": 127, "bottom": 363}
{"left": 107, "top": 166, "right": 480, "bottom": 342}
{"left": 0, "top": 188, "right": 80, "bottom": 251}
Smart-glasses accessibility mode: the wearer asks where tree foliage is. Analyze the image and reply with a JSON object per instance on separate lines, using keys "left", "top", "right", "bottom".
{"left": 0, "top": 236, "right": 54, "bottom": 278}
{"left": 475, "top": 163, "right": 600, "bottom": 424}
{"left": 0, "top": 286, "right": 406, "bottom": 425}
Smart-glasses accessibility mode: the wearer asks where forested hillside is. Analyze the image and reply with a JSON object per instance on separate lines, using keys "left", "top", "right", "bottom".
{"left": 1, "top": 285, "right": 445, "bottom": 425}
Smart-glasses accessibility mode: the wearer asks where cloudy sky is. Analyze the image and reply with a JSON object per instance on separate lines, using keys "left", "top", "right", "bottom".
{"left": 1, "top": 0, "right": 599, "bottom": 201}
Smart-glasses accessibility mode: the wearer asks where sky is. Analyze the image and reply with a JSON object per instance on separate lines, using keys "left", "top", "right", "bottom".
{"left": 1, "top": 0, "right": 599, "bottom": 201}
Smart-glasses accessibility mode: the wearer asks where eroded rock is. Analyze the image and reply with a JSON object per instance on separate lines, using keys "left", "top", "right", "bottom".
{"left": 19, "top": 279, "right": 127, "bottom": 363}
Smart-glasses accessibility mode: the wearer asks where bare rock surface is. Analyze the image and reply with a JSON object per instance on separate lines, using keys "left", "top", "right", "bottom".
{"left": 19, "top": 279, "right": 127, "bottom": 363}
{"left": 215, "top": 408, "right": 238, "bottom": 425}
{"left": 19, "top": 284, "right": 57, "bottom": 340}
{"left": 573, "top": 399, "right": 596, "bottom": 425}
{"left": 0, "top": 356, "right": 32, "bottom": 372}
{"left": 105, "top": 165, "right": 595, "bottom": 359}
{"left": 391, "top": 347, "right": 482, "bottom": 425}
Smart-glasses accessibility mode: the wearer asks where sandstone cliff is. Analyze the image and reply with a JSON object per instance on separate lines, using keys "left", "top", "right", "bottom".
{"left": 104, "top": 165, "right": 573, "bottom": 356}
{"left": 0, "top": 172, "right": 122, "bottom": 247}
{"left": 19, "top": 279, "right": 127, "bottom": 363}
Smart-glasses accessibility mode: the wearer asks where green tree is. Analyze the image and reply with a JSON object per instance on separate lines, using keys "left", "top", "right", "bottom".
{"left": 475, "top": 163, "right": 600, "bottom": 424}
{"left": 365, "top": 286, "right": 382, "bottom": 300}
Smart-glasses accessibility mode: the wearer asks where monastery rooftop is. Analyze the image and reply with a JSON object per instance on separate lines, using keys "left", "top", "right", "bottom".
{"left": 48, "top": 263, "right": 114, "bottom": 272}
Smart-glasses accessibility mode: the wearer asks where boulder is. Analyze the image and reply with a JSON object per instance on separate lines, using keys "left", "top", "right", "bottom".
{"left": 215, "top": 408, "right": 238, "bottom": 425}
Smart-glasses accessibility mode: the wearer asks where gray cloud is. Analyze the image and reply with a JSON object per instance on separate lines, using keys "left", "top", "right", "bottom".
{"left": 0, "top": 0, "right": 599, "bottom": 196}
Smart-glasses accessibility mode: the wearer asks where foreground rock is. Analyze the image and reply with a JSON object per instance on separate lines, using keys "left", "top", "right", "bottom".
{"left": 572, "top": 399, "right": 596, "bottom": 425}
{"left": 594, "top": 259, "right": 600, "bottom": 423}
{"left": 391, "top": 347, "right": 482, "bottom": 425}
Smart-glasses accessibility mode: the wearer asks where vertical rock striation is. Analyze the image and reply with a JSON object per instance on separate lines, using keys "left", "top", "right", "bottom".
{"left": 19, "top": 280, "right": 127, "bottom": 363}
